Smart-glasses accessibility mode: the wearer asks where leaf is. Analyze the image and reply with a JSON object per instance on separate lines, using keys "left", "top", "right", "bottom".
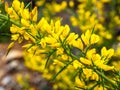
{"left": 45, "top": 49, "right": 56, "bottom": 68}
{"left": 51, "top": 60, "right": 73, "bottom": 81}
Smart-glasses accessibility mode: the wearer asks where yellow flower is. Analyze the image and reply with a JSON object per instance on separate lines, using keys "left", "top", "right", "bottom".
{"left": 62, "top": 25, "right": 70, "bottom": 37}
{"left": 10, "top": 25, "right": 18, "bottom": 33}
{"left": 60, "top": 25, "right": 70, "bottom": 41}
{"left": 73, "top": 60, "right": 82, "bottom": 69}
{"left": 7, "top": 42, "right": 15, "bottom": 50}
{"left": 40, "top": 38, "right": 46, "bottom": 48}
{"left": 80, "top": 57, "right": 91, "bottom": 65}
{"left": 21, "top": 18, "right": 30, "bottom": 27}
{"left": 50, "top": 43, "right": 60, "bottom": 49}
{"left": 18, "top": 36, "right": 23, "bottom": 43}
{"left": 22, "top": 44, "right": 32, "bottom": 49}
{"left": 69, "top": 0, "right": 74, "bottom": 8}
{"left": 75, "top": 76, "right": 85, "bottom": 88}
{"left": 90, "top": 72, "right": 99, "bottom": 81}
{"left": 56, "top": 48, "right": 64, "bottom": 55}
{"left": 37, "top": 17, "right": 51, "bottom": 32}
{"left": 81, "top": 30, "right": 91, "bottom": 45}
{"left": 21, "top": 9, "right": 30, "bottom": 20}
{"left": 23, "top": 32, "right": 29, "bottom": 40}
{"left": 11, "top": 34, "right": 19, "bottom": 41}
{"left": 53, "top": 59, "right": 64, "bottom": 67}
{"left": 90, "top": 34, "right": 100, "bottom": 44}
{"left": 100, "top": 64, "right": 114, "bottom": 71}
{"left": 72, "top": 38, "right": 83, "bottom": 50}
{"left": 52, "top": 1, "right": 67, "bottom": 13}
{"left": 35, "top": 0, "right": 45, "bottom": 6}
{"left": 83, "top": 69, "right": 92, "bottom": 79}
{"left": 7, "top": 7, "right": 19, "bottom": 20}
{"left": 29, "top": 24, "right": 37, "bottom": 36}
{"left": 101, "top": 47, "right": 114, "bottom": 59}
{"left": 81, "top": 30, "right": 100, "bottom": 45}
{"left": 92, "top": 54, "right": 101, "bottom": 62}
{"left": 61, "top": 1, "right": 67, "bottom": 10}
{"left": 70, "top": 16, "right": 78, "bottom": 26}
{"left": 45, "top": 36, "right": 57, "bottom": 44}
{"left": 12, "top": 0, "right": 20, "bottom": 11}
{"left": 95, "top": 60, "right": 114, "bottom": 71}
{"left": 54, "top": 20, "right": 61, "bottom": 32}
{"left": 30, "top": 7, "right": 38, "bottom": 22}
{"left": 5, "top": 2, "right": 9, "bottom": 13}
{"left": 94, "top": 85, "right": 107, "bottom": 90}
{"left": 61, "top": 54, "right": 68, "bottom": 61}
{"left": 86, "top": 48, "right": 96, "bottom": 60}
{"left": 66, "top": 33, "right": 78, "bottom": 45}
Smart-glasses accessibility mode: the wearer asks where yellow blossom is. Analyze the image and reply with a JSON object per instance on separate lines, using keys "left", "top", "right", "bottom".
{"left": 73, "top": 60, "right": 82, "bottom": 69}
{"left": 29, "top": 24, "right": 37, "bottom": 36}
{"left": 18, "top": 36, "right": 23, "bottom": 43}
{"left": 37, "top": 17, "right": 51, "bottom": 32}
{"left": 23, "top": 32, "right": 29, "bottom": 40}
{"left": 35, "top": 0, "right": 45, "bottom": 6}
{"left": 56, "top": 48, "right": 64, "bottom": 55}
{"left": 66, "top": 33, "right": 78, "bottom": 45}
{"left": 12, "top": 0, "right": 20, "bottom": 11}
{"left": 53, "top": 59, "right": 64, "bottom": 67}
{"left": 5, "top": 2, "right": 9, "bottom": 13}
{"left": 86, "top": 48, "right": 96, "bottom": 60}
{"left": 61, "top": 54, "right": 68, "bottom": 61}
{"left": 94, "top": 85, "right": 107, "bottom": 90}
{"left": 75, "top": 76, "right": 85, "bottom": 88}
{"left": 81, "top": 30, "right": 100, "bottom": 45}
{"left": 70, "top": 16, "right": 78, "bottom": 26}
{"left": 10, "top": 25, "right": 18, "bottom": 33}
{"left": 80, "top": 57, "right": 91, "bottom": 65}
{"left": 7, "top": 42, "right": 15, "bottom": 50}
{"left": 92, "top": 54, "right": 101, "bottom": 62}
{"left": 21, "top": 18, "right": 30, "bottom": 27}
{"left": 72, "top": 38, "right": 83, "bottom": 50}
{"left": 30, "top": 7, "right": 38, "bottom": 22}
{"left": 90, "top": 72, "right": 99, "bottom": 81}
{"left": 81, "top": 30, "right": 91, "bottom": 45}
{"left": 95, "top": 60, "right": 114, "bottom": 71}
{"left": 90, "top": 34, "right": 100, "bottom": 44}
{"left": 50, "top": 43, "right": 60, "bottom": 49}
{"left": 62, "top": 25, "right": 70, "bottom": 37}
{"left": 21, "top": 9, "right": 30, "bottom": 20}
{"left": 40, "top": 38, "right": 46, "bottom": 48}
{"left": 101, "top": 47, "right": 114, "bottom": 59}
{"left": 11, "top": 34, "right": 19, "bottom": 41}
{"left": 83, "top": 69, "right": 92, "bottom": 79}
{"left": 69, "top": 0, "right": 74, "bottom": 8}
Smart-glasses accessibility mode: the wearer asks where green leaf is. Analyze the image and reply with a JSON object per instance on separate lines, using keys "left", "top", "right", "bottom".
{"left": 45, "top": 49, "right": 56, "bottom": 68}
{"left": 51, "top": 60, "right": 73, "bottom": 81}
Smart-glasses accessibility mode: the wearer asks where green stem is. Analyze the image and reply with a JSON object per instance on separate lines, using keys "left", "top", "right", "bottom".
{"left": 95, "top": 69, "right": 118, "bottom": 88}
{"left": 51, "top": 60, "right": 73, "bottom": 81}
{"left": 0, "top": 14, "right": 21, "bottom": 27}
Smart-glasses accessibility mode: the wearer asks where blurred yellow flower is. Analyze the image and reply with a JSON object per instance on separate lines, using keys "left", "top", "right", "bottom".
{"left": 101, "top": 47, "right": 114, "bottom": 59}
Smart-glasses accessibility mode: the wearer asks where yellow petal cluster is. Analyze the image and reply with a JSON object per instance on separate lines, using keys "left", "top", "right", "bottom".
{"left": 3, "top": 0, "right": 118, "bottom": 89}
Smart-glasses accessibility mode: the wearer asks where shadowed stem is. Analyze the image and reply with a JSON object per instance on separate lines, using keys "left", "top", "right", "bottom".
{"left": 0, "top": 14, "right": 21, "bottom": 27}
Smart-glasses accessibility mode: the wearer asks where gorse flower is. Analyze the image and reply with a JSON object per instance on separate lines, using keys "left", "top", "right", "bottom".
{"left": 0, "top": 0, "right": 120, "bottom": 89}
{"left": 81, "top": 30, "right": 100, "bottom": 46}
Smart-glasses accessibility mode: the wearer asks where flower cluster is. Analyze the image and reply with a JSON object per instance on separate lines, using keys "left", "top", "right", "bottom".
{"left": 70, "top": 0, "right": 120, "bottom": 44}
{"left": 0, "top": 0, "right": 120, "bottom": 89}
